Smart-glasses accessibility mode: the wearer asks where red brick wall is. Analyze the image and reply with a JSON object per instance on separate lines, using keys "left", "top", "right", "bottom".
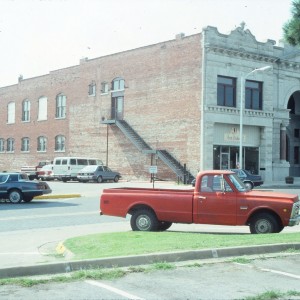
{"left": 0, "top": 33, "right": 202, "bottom": 180}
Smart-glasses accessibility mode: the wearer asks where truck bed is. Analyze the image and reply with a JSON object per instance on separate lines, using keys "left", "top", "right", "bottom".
{"left": 100, "top": 187, "right": 195, "bottom": 223}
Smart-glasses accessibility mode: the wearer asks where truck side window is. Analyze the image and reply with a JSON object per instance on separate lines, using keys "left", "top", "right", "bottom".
{"left": 200, "top": 175, "right": 213, "bottom": 192}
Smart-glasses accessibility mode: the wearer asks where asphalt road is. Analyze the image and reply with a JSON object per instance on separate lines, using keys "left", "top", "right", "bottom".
{"left": 1, "top": 180, "right": 300, "bottom": 299}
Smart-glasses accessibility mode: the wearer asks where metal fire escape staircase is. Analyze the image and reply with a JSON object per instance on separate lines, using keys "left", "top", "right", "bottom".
{"left": 114, "top": 120, "right": 195, "bottom": 182}
{"left": 115, "top": 120, "right": 153, "bottom": 154}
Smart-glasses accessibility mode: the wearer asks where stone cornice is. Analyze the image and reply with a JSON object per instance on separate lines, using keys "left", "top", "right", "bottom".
{"left": 207, "top": 45, "right": 300, "bottom": 70}
{"left": 207, "top": 45, "right": 278, "bottom": 63}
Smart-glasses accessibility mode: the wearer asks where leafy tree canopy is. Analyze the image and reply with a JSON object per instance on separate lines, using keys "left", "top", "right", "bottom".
{"left": 283, "top": 0, "right": 300, "bottom": 46}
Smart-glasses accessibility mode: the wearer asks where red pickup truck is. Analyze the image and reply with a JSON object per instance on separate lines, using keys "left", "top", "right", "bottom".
{"left": 100, "top": 170, "right": 300, "bottom": 234}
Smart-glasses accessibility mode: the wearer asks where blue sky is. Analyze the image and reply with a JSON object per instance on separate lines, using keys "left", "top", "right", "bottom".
{"left": 0, "top": 0, "right": 293, "bottom": 87}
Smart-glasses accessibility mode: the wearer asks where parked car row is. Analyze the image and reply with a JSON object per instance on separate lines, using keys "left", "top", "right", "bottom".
{"left": 36, "top": 164, "right": 121, "bottom": 183}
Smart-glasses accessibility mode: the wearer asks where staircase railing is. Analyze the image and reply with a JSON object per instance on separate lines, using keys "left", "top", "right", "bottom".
{"left": 157, "top": 150, "right": 195, "bottom": 183}
{"left": 115, "top": 120, "right": 155, "bottom": 153}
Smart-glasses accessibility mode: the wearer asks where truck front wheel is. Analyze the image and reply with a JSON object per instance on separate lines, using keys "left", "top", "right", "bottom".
{"left": 131, "top": 209, "right": 159, "bottom": 231}
{"left": 249, "top": 213, "right": 279, "bottom": 234}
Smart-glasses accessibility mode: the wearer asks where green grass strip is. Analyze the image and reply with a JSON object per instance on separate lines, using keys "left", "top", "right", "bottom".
{"left": 64, "top": 231, "right": 300, "bottom": 260}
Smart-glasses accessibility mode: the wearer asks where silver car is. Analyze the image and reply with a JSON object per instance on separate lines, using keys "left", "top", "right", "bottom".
{"left": 77, "top": 165, "right": 121, "bottom": 183}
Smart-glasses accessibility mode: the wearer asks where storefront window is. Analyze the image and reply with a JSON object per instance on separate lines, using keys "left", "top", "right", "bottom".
{"left": 213, "top": 145, "right": 260, "bottom": 174}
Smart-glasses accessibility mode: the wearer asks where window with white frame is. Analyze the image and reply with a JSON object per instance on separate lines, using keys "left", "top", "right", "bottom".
{"left": 55, "top": 135, "right": 65, "bottom": 151}
{"left": 101, "top": 82, "right": 109, "bottom": 94}
{"left": 88, "top": 82, "right": 96, "bottom": 96}
{"left": 112, "top": 77, "right": 125, "bottom": 91}
{"left": 37, "top": 136, "right": 47, "bottom": 152}
{"left": 21, "top": 137, "right": 30, "bottom": 152}
{"left": 22, "top": 99, "right": 30, "bottom": 122}
{"left": 56, "top": 94, "right": 66, "bottom": 118}
{"left": 38, "top": 96, "right": 47, "bottom": 121}
{"left": 7, "top": 138, "right": 14, "bottom": 152}
{"left": 7, "top": 102, "right": 15, "bottom": 124}
{"left": 0, "top": 139, "right": 4, "bottom": 152}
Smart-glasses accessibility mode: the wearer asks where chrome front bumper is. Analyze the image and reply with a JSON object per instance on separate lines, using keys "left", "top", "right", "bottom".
{"left": 289, "top": 201, "right": 300, "bottom": 226}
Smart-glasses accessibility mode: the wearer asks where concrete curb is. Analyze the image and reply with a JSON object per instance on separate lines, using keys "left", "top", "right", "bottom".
{"left": 1, "top": 243, "right": 299, "bottom": 279}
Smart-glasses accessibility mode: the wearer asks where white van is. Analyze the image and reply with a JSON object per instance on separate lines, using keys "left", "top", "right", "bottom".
{"left": 53, "top": 157, "right": 103, "bottom": 182}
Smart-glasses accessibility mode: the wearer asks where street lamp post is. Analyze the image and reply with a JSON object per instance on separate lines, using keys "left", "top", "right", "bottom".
{"left": 239, "top": 66, "right": 272, "bottom": 169}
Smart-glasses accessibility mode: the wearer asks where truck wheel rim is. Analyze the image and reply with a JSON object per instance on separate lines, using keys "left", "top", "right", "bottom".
{"left": 255, "top": 219, "right": 271, "bottom": 233}
{"left": 137, "top": 215, "right": 151, "bottom": 230}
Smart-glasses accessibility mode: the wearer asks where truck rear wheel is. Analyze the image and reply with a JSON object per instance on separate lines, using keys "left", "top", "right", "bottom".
{"left": 131, "top": 209, "right": 159, "bottom": 231}
{"left": 249, "top": 213, "right": 279, "bottom": 234}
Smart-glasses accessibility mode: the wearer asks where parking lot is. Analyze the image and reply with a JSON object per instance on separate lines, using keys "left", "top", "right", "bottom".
{"left": 1, "top": 254, "right": 300, "bottom": 299}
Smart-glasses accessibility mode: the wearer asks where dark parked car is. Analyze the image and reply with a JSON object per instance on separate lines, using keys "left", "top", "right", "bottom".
{"left": 0, "top": 172, "right": 52, "bottom": 203}
{"left": 77, "top": 165, "right": 121, "bottom": 183}
{"left": 230, "top": 169, "right": 263, "bottom": 190}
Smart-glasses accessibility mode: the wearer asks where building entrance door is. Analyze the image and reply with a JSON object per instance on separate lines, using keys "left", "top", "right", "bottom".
{"left": 221, "top": 152, "right": 230, "bottom": 169}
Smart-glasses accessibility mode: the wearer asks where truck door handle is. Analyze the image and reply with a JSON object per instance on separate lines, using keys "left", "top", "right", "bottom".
{"left": 198, "top": 196, "right": 206, "bottom": 200}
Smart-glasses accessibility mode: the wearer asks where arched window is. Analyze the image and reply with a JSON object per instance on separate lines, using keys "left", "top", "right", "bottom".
{"left": 55, "top": 135, "right": 65, "bottom": 152}
{"left": 37, "top": 136, "right": 47, "bottom": 152}
{"left": 7, "top": 138, "right": 14, "bottom": 152}
{"left": 22, "top": 99, "right": 31, "bottom": 122}
{"left": 56, "top": 94, "right": 66, "bottom": 118}
{"left": 21, "top": 137, "right": 30, "bottom": 152}
{"left": 112, "top": 77, "right": 125, "bottom": 91}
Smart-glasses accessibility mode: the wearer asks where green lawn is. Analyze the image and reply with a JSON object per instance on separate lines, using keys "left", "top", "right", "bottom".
{"left": 64, "top": 231, "right": 300, "bottom": 260}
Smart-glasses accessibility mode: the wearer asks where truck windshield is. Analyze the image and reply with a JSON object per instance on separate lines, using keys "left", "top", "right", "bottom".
{"left": 228, "top": 174, "right": 247, "bottom": 192}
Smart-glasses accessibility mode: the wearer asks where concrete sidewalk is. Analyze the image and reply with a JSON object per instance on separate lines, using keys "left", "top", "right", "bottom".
{"left": 260, "top": 180, "right": 300, "bottom": 189}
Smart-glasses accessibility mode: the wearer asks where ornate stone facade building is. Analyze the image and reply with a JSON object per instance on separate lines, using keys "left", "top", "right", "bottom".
{"left": 0, "top": 24, "right": 299, "bottom": 182}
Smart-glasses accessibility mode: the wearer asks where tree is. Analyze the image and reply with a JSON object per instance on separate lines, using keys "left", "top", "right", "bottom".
{"left": 283, "top": 0, "right": 300, "bottom": 46}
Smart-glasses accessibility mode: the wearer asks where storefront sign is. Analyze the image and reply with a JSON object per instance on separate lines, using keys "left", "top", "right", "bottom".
{"left": 224, "top": 127, "right": 245, "bottom": 142}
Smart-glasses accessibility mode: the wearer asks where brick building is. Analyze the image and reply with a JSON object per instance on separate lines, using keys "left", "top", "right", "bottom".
{"left": 1, "top": 24, "right": 300, "bottom": 182}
